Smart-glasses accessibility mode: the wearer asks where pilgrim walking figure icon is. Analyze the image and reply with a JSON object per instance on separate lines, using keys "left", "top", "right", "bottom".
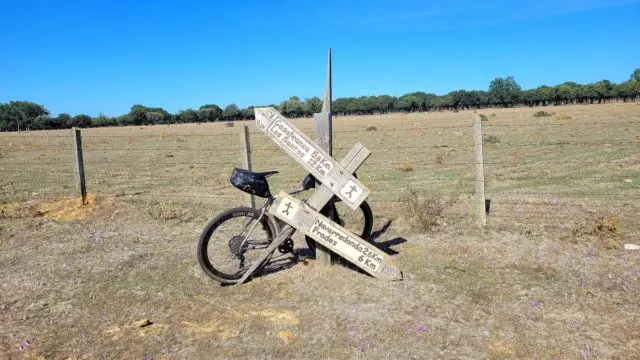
{"left": 282, "top": 202, "right": 293, "bottom": 216}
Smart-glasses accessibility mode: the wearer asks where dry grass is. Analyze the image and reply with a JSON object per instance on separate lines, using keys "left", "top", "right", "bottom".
{"left": 533, "top": 110, "right": 553, "bottom": 117}
{"left": 1, "top": 103, "right": 640, "bottom": 358}
{"left": 399, "top": 188, "right": 459, "bottom": 231}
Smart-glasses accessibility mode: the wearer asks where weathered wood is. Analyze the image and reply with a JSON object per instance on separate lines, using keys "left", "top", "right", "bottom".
{"left": 473, "top": 115, "right": 487, "bottom": 227}
{"left": 239, "top": 125, "right": 255, "bottom": 208}
{"left": 313, "top": 113, "right": 332, "bottom": 157}
{"left": 314, "top": 49, "right": 333, "bottom": 266}
{"left": 313, "top": 112, "right": 333, "bottom": 267}
{"left": 322, "top": 48, "right": 332, "bottom": 114}
{"left": 236, "top": 143, "right": 372, "bottom": 285}
{"left": 270, "top": 192, "right": 402, "bottom": 280}
{"left": 72, "top": 128, "right": 87, "bottom": 205}
{"left": 255, "top": 107, "right": 369, "bottom": 210}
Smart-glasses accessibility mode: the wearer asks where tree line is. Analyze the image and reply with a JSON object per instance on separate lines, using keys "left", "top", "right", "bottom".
{"left": 1, "top": 69, "right": 639, "bottom": 132}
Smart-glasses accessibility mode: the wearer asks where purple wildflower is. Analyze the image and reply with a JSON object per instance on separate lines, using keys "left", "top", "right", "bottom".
{"left": 415, "top": 323, "right": 427, "bottom": 333}
{"left": 144, "top": 355, "right": 152, "bottom": 360}
{"left": 402, "top": 325, "right": 409, "bottom": 333}
{"left": 531, "top": 299, "right": 539, "bottom": 307}
{"left": 16, "top": 340, "right": 31, "bottom": 352}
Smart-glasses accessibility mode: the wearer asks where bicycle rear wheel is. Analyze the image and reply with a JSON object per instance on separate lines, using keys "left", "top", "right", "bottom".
{"left": 197, "top": 207, "right": 278, "bottom": 284}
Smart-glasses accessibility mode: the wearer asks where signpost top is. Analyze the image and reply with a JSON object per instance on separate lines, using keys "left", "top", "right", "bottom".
{"left": 254, "top": 107, "right": 369, "bottom": 210}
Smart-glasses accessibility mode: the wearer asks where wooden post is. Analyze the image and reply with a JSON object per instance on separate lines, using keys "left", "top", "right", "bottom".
{"left": 72, "top": 128, "right": 87, "bottom": 205}
{"left": 239, "top": 125, "right": 255, "bottom": 208}
{"left": 473, "top": 115, "right": 486, "bottom": 227}
{"left": 314, "top": 48, "right": 333, "bottom": 267}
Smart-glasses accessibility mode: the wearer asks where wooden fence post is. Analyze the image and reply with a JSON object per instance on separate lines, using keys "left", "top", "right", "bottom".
{"left": 473, "top": 115, "right": 487, "bottom": 227}
{"left": 314, "top": 48, "right": 333, "bottom": 267}
{"left": 239, "top": 125, "right": 256, "bottom": 208}
{"left": 72, "top": 128, "right": 87, "bottom": 205}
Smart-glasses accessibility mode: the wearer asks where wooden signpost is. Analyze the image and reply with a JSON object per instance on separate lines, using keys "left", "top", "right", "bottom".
{"left": 270, "top": 192, "right": 402, "bottom": 280}
{"left": 236, "top": 50, "right": 402, "bottom": 284}
{"left": 255, "top": 107, "right": 370, "bottom": 210}
{"left": 235, "top": 107, "right": 402, "bottom": 284}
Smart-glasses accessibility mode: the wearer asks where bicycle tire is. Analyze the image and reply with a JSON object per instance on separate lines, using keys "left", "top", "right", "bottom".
{"left": 197, "top": 207, "right": 278, "bottom": 285}
{"left": 305, "top": 200, "right": 374, "bottom": 253}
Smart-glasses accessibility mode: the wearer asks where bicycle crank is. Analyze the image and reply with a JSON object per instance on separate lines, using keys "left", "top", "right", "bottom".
{"left": 278, "top": 238, "right": 294, "bottom": 254}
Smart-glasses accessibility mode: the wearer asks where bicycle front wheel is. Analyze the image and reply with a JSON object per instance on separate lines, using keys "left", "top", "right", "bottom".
{"left": 197, "top": 207, "right": 278, "bottom": 284}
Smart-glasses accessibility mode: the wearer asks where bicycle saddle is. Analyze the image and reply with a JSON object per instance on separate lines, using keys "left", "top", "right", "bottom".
{"left": 230, "top": 168, "right": 278, "bottom": 198}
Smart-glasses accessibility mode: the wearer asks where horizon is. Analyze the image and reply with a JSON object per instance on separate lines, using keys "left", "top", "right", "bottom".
{"left": 1, "top": 0, "right": 639, "bottom": 117}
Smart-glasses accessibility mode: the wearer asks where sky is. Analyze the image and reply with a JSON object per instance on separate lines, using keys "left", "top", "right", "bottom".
{"left": 1, "top": 0, "right": 639, "bottom": 117}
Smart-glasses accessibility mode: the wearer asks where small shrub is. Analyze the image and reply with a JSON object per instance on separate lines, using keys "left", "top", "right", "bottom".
{"left": 555, "top": 114, "right": 572, "bottom": 120}
{"left": 398, "top": 162, "right": 413, "bottom": 172}
{"left": 565, "top": 214, "right": 621, "bottom": 248}
{"left": 479, "top": 114, "right": 488, "bottom": 122}
{"left": 589, "top": 214, "right": 620, "bottom": 237}
{"left": 483, "top": 135, "right": 500, "bottom": 145}
{"left": 533, "top": 110, "right": 552, "bottom": 117}
{"left": 491, "top": 113, "right": 496, "bottom": 117}
{"left": 175, "top": 137, "right": 187, "bottom": 143}
{"left": 160, "top": 131, "right": 169, "bottom": 139}
{"left": 434, "top": 149, "right": 455, "bottom": 164}
{"left": 400, "top": 188, "right": 459, "bottom": 232}
{"left": 225, "top": 122, "right": 235, "bottom": 128}
{"left": 146, "top": 201, "right": 191, "bottom": 222}
{"left": 365, "top": 125, "right": 378, "bottom": 131}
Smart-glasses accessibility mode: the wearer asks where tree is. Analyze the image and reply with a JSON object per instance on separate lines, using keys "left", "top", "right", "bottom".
{"left": 178, "top": 109, "right": 200, "bottom": 123}
{"left": 631, "top": 68, "right": 640, "bottom": 82}
{"left": 488, "top": 77, "right": 522, "bottom": 107}
{"left": 222, "top": 104, "right": 241, "bottom": 120}
{"left": 198, "top": 104, "right": 222, "bottom": 122}
{"left": 280, "top": 96, "right": 304, "bottom": 118}
{"left": 0, "top": 101, "right": 49, "bottom": 131}
{"left": 70, "top": 114, "right": 92, "bottom": 128}
{"left": 303, "top": 97, "right": 322, "bottom": 116}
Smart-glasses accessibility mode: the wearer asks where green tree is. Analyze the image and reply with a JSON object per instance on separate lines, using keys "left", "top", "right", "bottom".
{"left": 280, "top": 96, "right": 304, "bottom": 118}
{"left": 303, "top": 97, "right": 322, "bottom": 116}
{"left": 70, "top": 114, "right": 92, "bottom": 128}
{"left": 198, "top": 104, "right": 222, "bottom": 122}
{"left": 222, "top": 104, "right": 241, "bottom": 120}
{"left": 488, "top": 77, "right": 522, "bottom": 107}
{"left": 631, "top": 68, "right": 640, "bottom": 82}
{"left": 178, "top": 109, "right": 200, "bottom": 123}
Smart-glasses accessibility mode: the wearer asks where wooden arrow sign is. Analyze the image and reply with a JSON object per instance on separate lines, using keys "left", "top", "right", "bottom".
{"left": 255, "top": 107, "right": 370, "bottom": 210}
{"left": 269, "top": 191, "right": 403, "bottom": 281}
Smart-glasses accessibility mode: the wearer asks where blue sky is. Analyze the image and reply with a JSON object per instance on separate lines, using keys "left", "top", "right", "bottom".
{"left": 1, "top": 0, "right": 639, "bottom": 116}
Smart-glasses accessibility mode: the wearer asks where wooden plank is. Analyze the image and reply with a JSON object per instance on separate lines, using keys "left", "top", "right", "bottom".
{"left": 473, "top": 115, "right": 487, "bottom": 227}
{"left": 72, "top": 128, "right": 87, "bottom": 205}
{"left": 269, "top": 192, "right": 402, "bottom": 281}
{"left": 313, "top": 50, "right": 333, "bottom": 267}
{"left": 254, "top": 107, "right": 369, "bottom": 210}
{"left": 236, "top": 143, "right": 371, "bottom": 285}
{"left": 239, "top": 125, "right": 255, "bottom": 208}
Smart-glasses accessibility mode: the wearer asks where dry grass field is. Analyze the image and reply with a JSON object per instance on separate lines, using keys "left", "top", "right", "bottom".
{"left": 1, "top": 103, "right": 639, "bottom": 359}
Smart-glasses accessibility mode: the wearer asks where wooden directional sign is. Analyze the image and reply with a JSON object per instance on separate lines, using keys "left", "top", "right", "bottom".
{"left": 255, "top": 107, "right": 370, "bottom": 210}
{"left": 269, "top": 191, "right": 403, "bottom": 281}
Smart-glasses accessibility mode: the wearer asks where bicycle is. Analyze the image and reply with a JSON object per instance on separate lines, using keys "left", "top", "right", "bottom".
{"left": 197, "top": 167, "right": 374, "bottom": 285}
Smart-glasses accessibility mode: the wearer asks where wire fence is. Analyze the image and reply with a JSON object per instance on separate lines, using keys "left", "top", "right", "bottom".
{"left": 1, "top": 117, "right": 639, "bottom": 229}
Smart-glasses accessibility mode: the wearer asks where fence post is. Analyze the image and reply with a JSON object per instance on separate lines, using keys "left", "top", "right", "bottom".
{"left": 239, "top": 125, "right": 256, "bottom": 208}
{"left": 72, "top": 128, "right": 87, "bottom": 205}
{"left": 473, "top": 115, "right": 487, "bottom": 227}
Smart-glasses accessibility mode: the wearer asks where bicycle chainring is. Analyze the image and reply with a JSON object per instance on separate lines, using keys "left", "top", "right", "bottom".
{"left": 278, "top": 238, "right": 294, "bottom": 254}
